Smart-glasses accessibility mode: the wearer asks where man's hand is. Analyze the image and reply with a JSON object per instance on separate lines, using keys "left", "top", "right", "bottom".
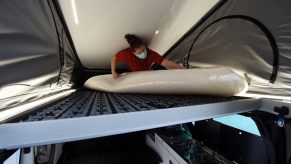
{"left": 112, "top": 72, "right": 120, "bottom": 79}
{"left": 161, "top": 59, "right": 185, "bottom": 69}
{"left": 111, "top": 55, "right": 120, "bottom": 78}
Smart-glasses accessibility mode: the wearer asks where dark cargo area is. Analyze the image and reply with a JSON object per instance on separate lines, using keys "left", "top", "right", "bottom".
{"left": 58, "top": 131, "right": 161, "bottom": 164}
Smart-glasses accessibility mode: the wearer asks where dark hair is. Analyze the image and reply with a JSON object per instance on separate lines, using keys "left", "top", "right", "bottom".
{"left": 124, "top": 34, "right": 143, "bottom": 50}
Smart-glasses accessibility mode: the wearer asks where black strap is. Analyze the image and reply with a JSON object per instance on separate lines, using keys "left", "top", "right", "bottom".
{"left": 186, "top": 15, "right": 279, "bottom": 84}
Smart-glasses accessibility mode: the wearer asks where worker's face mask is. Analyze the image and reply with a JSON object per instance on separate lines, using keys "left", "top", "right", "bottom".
{"left": 135, "top": 49, "right": 147, "bottom": 60}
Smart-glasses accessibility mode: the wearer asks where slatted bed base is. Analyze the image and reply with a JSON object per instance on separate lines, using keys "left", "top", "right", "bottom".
{"left": 0, "top": 89, "right": 260, "bottom": 149}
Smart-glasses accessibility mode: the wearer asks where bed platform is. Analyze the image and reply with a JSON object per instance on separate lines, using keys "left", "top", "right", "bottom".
{"left": 0, "top": 89, "right": 259, "bottom": 149}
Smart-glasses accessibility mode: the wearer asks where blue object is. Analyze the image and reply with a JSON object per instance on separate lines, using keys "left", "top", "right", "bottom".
{"left": 277, "top": 116, "right": 285, "bottom": 127}
{"left": 214, "top": 114, "right": 261, "bottom": 136}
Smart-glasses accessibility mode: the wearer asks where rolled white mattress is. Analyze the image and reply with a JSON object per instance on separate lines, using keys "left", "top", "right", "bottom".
{"left": 84, "top": 67, "right": 248, "bottom": 96}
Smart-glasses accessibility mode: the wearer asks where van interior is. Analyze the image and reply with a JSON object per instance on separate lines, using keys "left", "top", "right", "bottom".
{"left": 1, "top": 0, "right": 291, "bottom": 164}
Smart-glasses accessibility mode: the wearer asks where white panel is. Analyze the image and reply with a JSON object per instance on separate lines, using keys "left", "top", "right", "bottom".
{"left": 20, "top": 148, "right": 34, "bottom": 164}
{"left": 59, "top": 0, "right": 176, "bottom": 69}
{"left": 58, "top": 0, "right": 218, "bottom": 69}
{"left": 149, "top": 0, "right": 219, "bottom": 56}
{"left": 146, "top": 135, "right": 173, "bottom": 164}
{"left": 4, "top": 149, "right": 20, "bottom": 164}
{"left": 155, "top": 134, "right": 187, "bottom": 164}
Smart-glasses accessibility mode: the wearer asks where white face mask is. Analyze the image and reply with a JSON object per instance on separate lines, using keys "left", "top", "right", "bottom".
{"left": 135, "top": 49, "right": 147, "bottom": 59}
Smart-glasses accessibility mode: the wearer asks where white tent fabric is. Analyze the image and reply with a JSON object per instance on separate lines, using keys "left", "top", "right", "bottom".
{"left": 0, "top": 0, "right": 78, "bottom": 110}
{"left": 1, "top": 0, "right": 291, "bottom": 110}
{"left": 166, "top": 0, "right": 291, "bottom": 97}
{"left": 58, "top": 0, "right": 218, "bottom": 69}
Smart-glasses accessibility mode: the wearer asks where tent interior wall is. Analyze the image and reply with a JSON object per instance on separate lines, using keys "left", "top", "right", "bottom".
{"left": 0, "top": 0, "right": 79, "bottom": 110}
{"left": 1, "top": 0, "right": 291, "bottom": 109}
{"left": 1, "top": 0, "right": 291, "bottom": 164}
{"left": 165, "top": 0, "right": 291, "bottom": 97}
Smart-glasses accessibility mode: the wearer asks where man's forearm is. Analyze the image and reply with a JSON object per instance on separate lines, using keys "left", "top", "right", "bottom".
{"left": 161, "top": 59, "right": 184, "bottom": 69}
{"left": 111, "top": 56, "right": 117, "bottom": 73}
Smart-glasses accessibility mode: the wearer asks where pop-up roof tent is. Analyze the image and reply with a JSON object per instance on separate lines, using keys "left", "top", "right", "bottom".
{"left": 1, "top": 0, "right": 291, "bottom": 162}
{"left": 1, "top": 0, "right": 291, "bottom": 110}
{"left": 0, "top": 0, "right": 223, "bottom": 110}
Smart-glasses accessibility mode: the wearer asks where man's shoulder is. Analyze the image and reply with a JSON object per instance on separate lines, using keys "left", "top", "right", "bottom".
{"left": 115, "top": 48, "right": 134, "bottom": 61}
{"left": 147, "top": 48, "right": 161, "bottom": 56}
